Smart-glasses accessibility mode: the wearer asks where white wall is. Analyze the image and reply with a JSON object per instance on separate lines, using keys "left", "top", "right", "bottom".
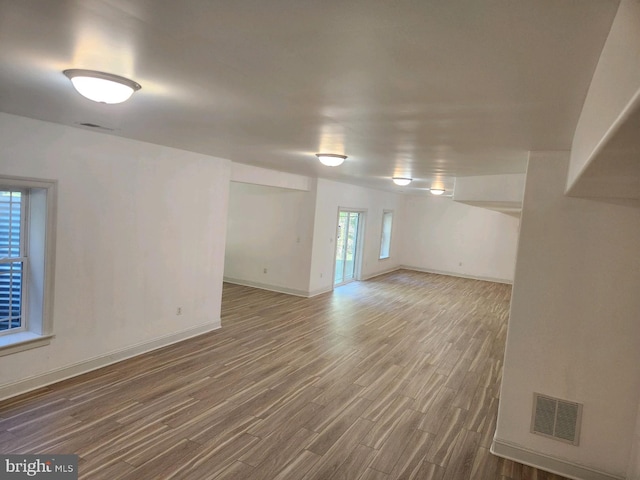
{"left": 568, "top": 0, "right": 640, "bottom": 191}
{"left": 398, "top": 195, "right": 520, "bottom": 283}
{"left": 224, "top": 181, "right": 316, "bottom": 296}
{"left": 494, "top": 152, "right": 640, "bottom": 479}
{"left": 231, "top": 162, "right": 312, "bottom": 191}
{"left": 454, "top": 174, "right": 526, "bottom": 204}
{"left": 308, "top": 179, "right": 403, "bottom": 295}
{"left": 0, "top": 113, "right": 230, "bottom": 396}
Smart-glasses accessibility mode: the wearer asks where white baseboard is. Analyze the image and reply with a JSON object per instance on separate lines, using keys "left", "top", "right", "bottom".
{"left": 0, "top": 321, "right": 220, "bottom": 401}
{"left": 307, "top": 286, "right": 333, "bottom": 297}
{"left": 401, "top": 265, "right": 513, "bottom": 285}
{"left": 224, "top": 267, "right": 505, "bottom": 298}
{"left": 308, "top": 268, "right": 402, "bottom": 297}
{"left": 361, "top": 266, "right": 402, "bottom": 281}
{"left": 491, "top": 439, "right": 624, "bottom": 480}
{"left": 223, "top": 277, "right": 310, "bottom": 297}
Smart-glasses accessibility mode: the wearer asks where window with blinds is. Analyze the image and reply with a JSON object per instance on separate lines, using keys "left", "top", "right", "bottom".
{"left": 0, "top": 189, "right": 26, "bottom": 333}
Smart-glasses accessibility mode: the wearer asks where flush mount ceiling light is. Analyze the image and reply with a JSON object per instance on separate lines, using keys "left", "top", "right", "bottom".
{"left": 392, "top": 177, "right": 412, "bottom": 186}
{"left": 316, "top": 153, "right": 347, "bottom": 167}
{"left": 430, "top": 188, "right": 445, "bottom": 195}
{"left": 63, "top": 69, "right": 141, "bottom": 104}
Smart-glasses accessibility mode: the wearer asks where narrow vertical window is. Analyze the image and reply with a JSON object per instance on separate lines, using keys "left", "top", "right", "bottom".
{"left": 0, "top": 189, "right": 26, "bottom": 333}
{"left": 379, "top": 210, "right": 393, "bottom": 259}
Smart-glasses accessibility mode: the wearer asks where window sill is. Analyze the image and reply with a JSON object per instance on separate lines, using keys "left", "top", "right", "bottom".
{"left": 0, "top": 332, "right": 54, "bottom": 357}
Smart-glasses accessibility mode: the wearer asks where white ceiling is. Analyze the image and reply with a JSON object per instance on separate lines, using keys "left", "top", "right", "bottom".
{"left": 0, "top": 0, "right": 620, "bottom": 194}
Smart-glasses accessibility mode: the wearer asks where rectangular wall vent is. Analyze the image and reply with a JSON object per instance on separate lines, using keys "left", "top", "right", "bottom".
{"left": 531, "top": 393, "right": 582, "bottom": 445}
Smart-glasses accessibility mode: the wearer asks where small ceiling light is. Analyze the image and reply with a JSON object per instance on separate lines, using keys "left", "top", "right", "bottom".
{"left": 63, "top": 69, "right": 141, "bottom": 104}
{"left": 316, "top": 153, "right": 347, "bottom": 167}
{"left": 392, "top": 177, "right": 412, "bottom": 186}
{"left": 430, "top": 188, "right": 445, "bottom": 195}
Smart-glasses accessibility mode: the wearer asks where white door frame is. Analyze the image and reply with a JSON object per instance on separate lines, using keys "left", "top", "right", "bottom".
{"left": 332, "top": 207, "right": 367, "bottom": 289}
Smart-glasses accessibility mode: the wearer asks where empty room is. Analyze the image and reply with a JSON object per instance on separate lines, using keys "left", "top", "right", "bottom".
{"left": 1, "top": 1, "right": 639, "bottom": 480}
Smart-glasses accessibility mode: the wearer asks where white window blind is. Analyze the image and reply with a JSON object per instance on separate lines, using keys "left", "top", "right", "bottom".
{"left": 0, "top": 189, "right": 26, "bottom": 333}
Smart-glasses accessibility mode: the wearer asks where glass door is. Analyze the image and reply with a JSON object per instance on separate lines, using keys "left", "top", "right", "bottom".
{"left": 334, "top": 210, "right": 361, "bottom": 286}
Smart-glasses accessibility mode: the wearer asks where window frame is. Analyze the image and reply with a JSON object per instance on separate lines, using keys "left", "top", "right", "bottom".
{"left": 0, "top": 175, "right": 57, "bottom": 356}
{"left": 379, "top": 209, "right": 393, "bottom": 260}
{"left": 0, "top": 187, "right": 29, "bottom": 335}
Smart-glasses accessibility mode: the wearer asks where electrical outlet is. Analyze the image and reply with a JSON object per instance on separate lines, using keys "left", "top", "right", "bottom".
{"left": 263, "top": 268, "right": 268, "bottom": 274}
{"left": 176, "top": 307, "right": 182, "bottom": 316}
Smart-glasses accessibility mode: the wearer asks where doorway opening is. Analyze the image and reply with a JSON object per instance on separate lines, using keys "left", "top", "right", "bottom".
{"left": 334, "top": 210, "right": 364, "bottom": 287}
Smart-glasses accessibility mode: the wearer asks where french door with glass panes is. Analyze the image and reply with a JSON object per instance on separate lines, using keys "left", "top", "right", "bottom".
{"left": 334, "top": 210, "right": 361, "bottom": 286}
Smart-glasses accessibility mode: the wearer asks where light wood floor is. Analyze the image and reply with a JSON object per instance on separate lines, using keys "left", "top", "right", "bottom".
{"left": 0, "top": 270, "right": 569, "bottom": 480}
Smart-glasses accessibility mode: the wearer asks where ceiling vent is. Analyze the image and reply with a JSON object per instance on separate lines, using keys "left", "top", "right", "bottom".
{"left": 531, "top": 393, "right": 582, "bottom": 445}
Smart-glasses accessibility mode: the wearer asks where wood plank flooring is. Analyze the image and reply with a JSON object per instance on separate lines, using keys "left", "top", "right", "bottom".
{"left": 0, "top": 270, "right": 569, "bottom": 480}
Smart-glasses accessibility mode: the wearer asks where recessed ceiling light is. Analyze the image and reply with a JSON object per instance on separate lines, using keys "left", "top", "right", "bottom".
{"left": 430, "top": 188, "right": 445, "bottom": 195}
{"left": 392, "top": 177, "right": 412, "bottom": 186}
{"left": 63, "top": 69, "right": 141, "bottom": 104}
{"left": 316, "top": 153, "right": 347, "bottom": 167}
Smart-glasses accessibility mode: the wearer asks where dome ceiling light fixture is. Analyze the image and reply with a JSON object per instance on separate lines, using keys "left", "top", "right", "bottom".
{"left": 392, "top": 177, "right": 412, "bottom": 186}
{"left": 63, "top": 69, "right": 141, "bottom": 104}
{"left": 316, "top": 153, "right": 347, "bottom": 167}
{"left": 429, "top": 188, "right": 445, "bottom": 195}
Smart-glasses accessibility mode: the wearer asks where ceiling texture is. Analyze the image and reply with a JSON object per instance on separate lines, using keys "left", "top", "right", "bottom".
{"left": 0, "top": 0, "right": 620, "bottom": 194}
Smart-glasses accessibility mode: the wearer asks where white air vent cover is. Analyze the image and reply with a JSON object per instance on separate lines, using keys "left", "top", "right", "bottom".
{"left": 531, "top": 393, "right": 582, "bottom": 445}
